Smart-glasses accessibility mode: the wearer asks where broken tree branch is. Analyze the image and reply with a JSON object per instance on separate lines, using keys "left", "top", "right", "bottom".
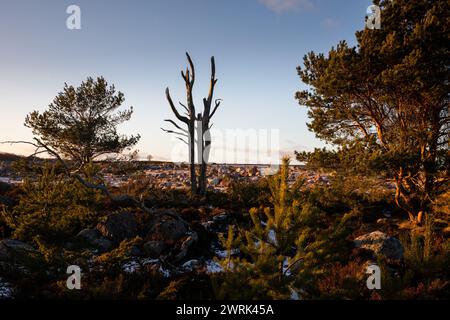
{"left": 176, "top": 137, "right": 189, "bottom": 145}
{"left": 209, "top": 99, "right": 222, "bottom": 119}
{"left": 165, "top": 88, "right": 189, "bottom": 123}
{"left": 186, "top": 52, "right": 195, "bottom": 87}
{"left": 164, "top": 119, "right": 188, "bottom": 133}
{"left": 160, "top": 127, "right": 189, "bottom": 138}
{"left": 178, "top": 102, "right": 190, "bottom": 116}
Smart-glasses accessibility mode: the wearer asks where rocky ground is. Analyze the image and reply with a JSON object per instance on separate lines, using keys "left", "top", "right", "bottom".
{"left": 1, "top": 156, "right": 393, "bottom": 192}
{"left": 0, "top": 203, "right": 408, "bottom": 299}
{"left": 101, "top": 163, "right": 322, "bottom": 191}
{"left": 0, "top": 156, "right": 447, "bottom": 300}
{"left": 1, "top": 159, "right": 311, "bottom": 188}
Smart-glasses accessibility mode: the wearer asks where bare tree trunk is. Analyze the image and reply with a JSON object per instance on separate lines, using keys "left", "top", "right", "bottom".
{"left": 198, "top": 57, "right": 221, "bottom": 196}
{"left": 195, "top": 116, "right": 205, "bottom": 195}
{"left": 189, "top": 125, "right": 197, "bottom": 195}
{"left": 199, "top": 140, "right": 210, "bottom": 196}
{"left": 162, "top": 53, "right": 222, "bottom": 196}
{"left": 394, "top": 167, "right": 416, "bottom": 222}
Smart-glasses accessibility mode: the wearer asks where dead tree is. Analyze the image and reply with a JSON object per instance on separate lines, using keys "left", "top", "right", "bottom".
{"left": 199, "top": 57, "right": 221, "bottom": 195}
{"left": 163, "top": 53, "right": 221, "bottom": 196}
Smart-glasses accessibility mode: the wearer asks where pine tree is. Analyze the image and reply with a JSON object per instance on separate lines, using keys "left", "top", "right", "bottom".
{"left": 25, "top": 77, "right": 140, "bottom": 168}
{"left": 215, "top": 158, "right": 305, "bottom": 299}
{"left": 296, "top": 0, "right": 449, "bottom": 222}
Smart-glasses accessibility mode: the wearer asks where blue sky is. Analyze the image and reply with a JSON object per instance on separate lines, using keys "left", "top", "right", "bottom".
{"left": 0, "top": 0, "right": 373, "bottom": 163}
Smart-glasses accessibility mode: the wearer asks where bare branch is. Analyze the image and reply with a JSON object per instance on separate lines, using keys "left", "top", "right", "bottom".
{"left": 181, "top": 70, "right": 188, "bottom": 83}
{"left": 202, "top": 56, "right": 218, "bottom": 121}
{"left": 209, "top": 99, "right": 222, "bottom": 119}
{"left": 164, "top": 119, "right": 188, "bottom": 133}
{"left": 186, "top": 52, "right": 195, "bottom": 86}
{"left": 177, "top": 137, "right": 189, "bottom": 145}
{"left": 28, "top": 150, "right": 48, "bottom": 159}
{"left": 165, "top": 88, "right": 189, "bottom": 123}
{"left": 160, "top": 127, "right": 189, "bottom": 138}
{"left": 1, "top": 140, "right": 40, "bottom": 148}
{"left": 178, "top": 102, "right": 190, "bottom": 115}
{"left": 210, "top": 56, "right": 215, "bottom": 80}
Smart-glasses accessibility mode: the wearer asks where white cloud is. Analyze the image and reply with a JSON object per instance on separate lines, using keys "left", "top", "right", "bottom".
{"left": 258, "top": 0, "right": 313, "bottom": 13}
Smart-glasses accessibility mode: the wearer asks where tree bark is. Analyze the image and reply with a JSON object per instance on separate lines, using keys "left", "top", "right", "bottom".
{"left": 163, "top": 53, "right": 221, "bottom": 196}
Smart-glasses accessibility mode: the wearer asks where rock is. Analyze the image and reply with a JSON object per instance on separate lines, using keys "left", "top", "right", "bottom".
{"left": 97, "top": 212, "right": 138, "bottom": 243}
{"left": 181, "top": 259, "right": 201, "bottom": 272}
{"left": 209, "top": 178, "right": 220, "bottom": 186}
{"left": 201, "top": 220, "right": 215, "bottom": 233}
{"left": 200, "top": 213, "right": 228, "bottom": 233}
{"left": 249, "top": 166, "right": 258, "bottom": 176}
{"left": 174, "top": 231, "right": 199, "bottom": 262}
{"left": 0, "top": 240, "right": 38, "bottom": 275}
{"left": 318, "top": 176, "right": 329, "bottom": 183}
{"left": 64, "top": 242, "right": 77, "bottom": 250}
{"left": 91, "top": 238, "right": 113, "bottom": 253}
{"left": 0, "top": 181, "right": 12, "bottom": 193}
{"left": 76, "top": 228, "right": 100, "bottom": 243}
{"left": 189, "top": 222, "right": 214, "bottom": 253}
{"left": 382, "top": 209, "right": 392, "bottom": 218}
{"left": 143, "top": 241, "right": 166, "bottom": 258}
{"left": 76, "top": 228, "right": 113, "bottom": 252}
{"left": 148, "top": 217, "right": 187, "bottom": 243}
{"left": 212, "top": 213, "right": 227, "bottom": 223}
{"left": 262, "top": 166, "right": 278, "bottom": 176}
{"left": 180, "top": 208, "right": 201, "bottom": 221}
{"left": 219, "top": 178, "right": 231, "bottom": 188}
{"left": 354, "top": 231, "right": 403, "bottom": 260}
{"left": 0, "top": 239, "right": 36, "bottom": 261}
{"left": 129, "top": 245, "right": 143, "bottom": 257}
{"left": 0, "top": 195, "right": 14, "bottom": 207}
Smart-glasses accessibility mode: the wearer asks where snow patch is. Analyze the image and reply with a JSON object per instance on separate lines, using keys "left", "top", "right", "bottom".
{"left": 141, "top": 258, "right": 159, "bottom": 265}
{"left": 282, "top": 258, "right": 291, "bottom": 276}
{"left": 290, "top": 288, "right": 300, "bottom": 300}
{"left": 122, "top": 260, "right": 140, "bottom": 274}
{"left": 0, "top": 278, "right": 13, "bottom": 299}
{"left": 181, "top": 259, "right": 200, "bottom": 271}
{"left": 0, "top": 177, "right": 22, "bottom": 185}
{"left": 215, "top": 248, "right": 239, "bottom": 258}
{"left": 159, "top": 265, "right": 171, "bottom": 278}
{"left": 268, "top": 229, "right": 277, "bottom": 245}
{"left": 205, "top": 260, "right": 223, "bottom": 274}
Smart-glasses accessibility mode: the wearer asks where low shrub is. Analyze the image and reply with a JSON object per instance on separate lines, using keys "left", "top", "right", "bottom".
{"left": 1, "top": 165, "right": 104, "bottom": 244}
